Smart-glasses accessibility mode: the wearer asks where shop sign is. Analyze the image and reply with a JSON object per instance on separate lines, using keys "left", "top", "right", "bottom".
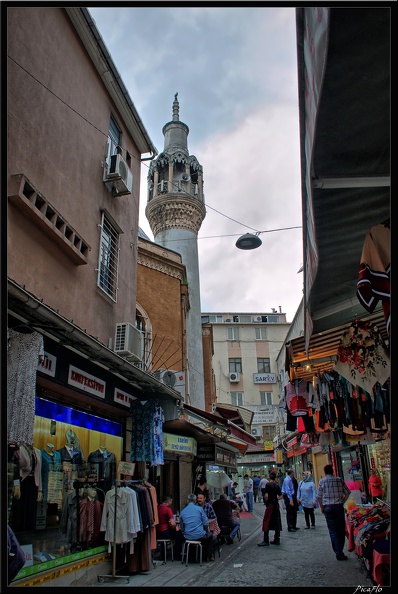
{"left": 245, "top": 405, "right": 279, "bottom": 424}
{"left": 114, "top": 387, "right": 136, "bottom": 408}
{"left": 215, "top": 446, "right": 236, "bottom": 467}
{"left": 117, "top": 461, "right": 136, "bottom": 476}
{"left": 237, "top": 454, "right": 275, "bottom": 463}
{"left": 37, "top": 352, "right": 56, "bottom": 377}
{"left": 163, "top": 433, "right": 197, "bottom": 455}
{"left": 286, "top": 436, "right": 298, "bottom": 449}
{"left": 253, "top": 373, "right": 277, "bottom": 384}
{"left": 68, "top": 365, "right": 105, "bottom": 398}
{"left": 263, "top": 440, "right": 274, "bottom": 451}
{"left": 197, "top": 444, "right": 215, "bottom": 461}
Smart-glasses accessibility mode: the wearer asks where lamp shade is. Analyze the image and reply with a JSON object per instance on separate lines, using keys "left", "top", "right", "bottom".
{"left": 235, "top": 233, "right": 262, "bottom": 250}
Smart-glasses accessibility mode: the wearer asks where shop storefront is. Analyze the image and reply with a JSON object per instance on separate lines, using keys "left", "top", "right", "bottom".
{"left": 194, "top": 443, "right": 238, "bottom": 498}
{"left": 7, "top": 306, "right": 182, "bottom": 586}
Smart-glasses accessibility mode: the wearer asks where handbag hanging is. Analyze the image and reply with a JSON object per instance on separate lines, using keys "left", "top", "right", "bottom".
{"left": 289, "top": 382, "right": 308, "bottom": 416}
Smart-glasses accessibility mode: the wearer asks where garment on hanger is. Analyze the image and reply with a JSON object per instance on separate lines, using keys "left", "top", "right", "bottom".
{"left": 130, "top": 400, "right": 157, "bottom": 462}
{"left": 88, "top": 448, "right": 116, "bottom": 485}
{"left": 152, "top": 406, "right": 164, "bottom": 466}
{"left": 7, "top": 329, "right": 44, "bottom": 445}
{"left": 285, "top": 379, "right": 313, "bottom": 416}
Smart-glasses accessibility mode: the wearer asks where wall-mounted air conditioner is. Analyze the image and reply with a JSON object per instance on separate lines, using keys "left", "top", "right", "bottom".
{"left": 153, "top": 369, "right": 185, "bottom": 392}
{"left": 225, "top": 318, "right": 232, "bottom": 323}
{"left": 105, "top": 154, "right": 133, "bottom": 196}
{"left": 115, "top": 322, "right": 143, "bottom": 361}
{"left": 252, "top": 316, "right": 263, "bottom": 322}
{"left": 229, "top": 372, "right": 240, "bottom": 383}
{"left": 251, "top": 427, "right": 261, "bottom": 436}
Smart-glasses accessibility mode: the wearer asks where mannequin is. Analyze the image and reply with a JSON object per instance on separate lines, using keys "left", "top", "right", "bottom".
{"left": 57, "top": 430, "right": 86, "bottom": 501}
{"left": 88, "top": 440, "right": 116, "bottom": 488}
{"left": 41, "top": 443, "right": 62, "bottom": 506}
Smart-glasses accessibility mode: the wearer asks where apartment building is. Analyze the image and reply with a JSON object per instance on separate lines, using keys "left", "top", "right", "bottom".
{"left": 201, "top": 311, "right": 290, "bottom": 444}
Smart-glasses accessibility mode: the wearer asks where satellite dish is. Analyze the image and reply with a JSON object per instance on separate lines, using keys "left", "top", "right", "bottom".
{"left": 162, "top": 370, "right": 176, "bottom": 388}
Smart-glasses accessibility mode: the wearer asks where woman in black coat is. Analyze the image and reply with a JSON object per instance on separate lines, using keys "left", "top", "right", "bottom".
{"left": 257, "top": 472, "right": 283, "bottom": 546}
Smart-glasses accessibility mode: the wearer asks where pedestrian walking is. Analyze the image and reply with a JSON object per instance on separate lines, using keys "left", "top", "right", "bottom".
{"left": 259, "top": 475, "right": 268, "bottom": 504}
{"left": 297, "top": 471, "right": 317, "bottom": 529}
{"left": 257, "top": 472, "right": 283, "bottom": 546}
{"left": 281, "top": 469, "right": 299, "bottom": 532}
{"left": 243, "top": 474, "right": 254, "bottom": 512}
{"left": 316, "top": 464, "right": 351, "bottom": 561}
{"left": 252, "top": 474, "right": 261, "bottom": 503}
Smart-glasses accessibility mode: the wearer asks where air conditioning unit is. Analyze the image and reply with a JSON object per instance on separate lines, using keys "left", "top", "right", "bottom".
{"left": 115, "top": 323, "right": 143, "bottom": 361}
{"left": 252, "top": 316, "right": 263, "bottom": 322}
{"left": 251, "top": 427, "right": 261, "bottom": 436}
{"left": 229, "top": 372, "right": 240, "bottom": 383}
{"left": 225, "top": 318, "right": 232, "bottom": 323}
{"left": 153, "top": 369, "right": 185, "bottom": 391}
{"left": 105, "top": 154, "right": 133, "bottom": 196}
{"left": 181, "top": 173, "right": 190, "bottom": 181}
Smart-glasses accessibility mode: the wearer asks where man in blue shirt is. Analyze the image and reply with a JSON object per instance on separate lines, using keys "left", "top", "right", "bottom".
{"left": 281, "top": 469, "right": 299, "bottom": 531}
{"left": 179, "top": 493, "right": 214, "bottom": 561}
{"left": 252, "top": 474, "right": 261, "bottom": 503}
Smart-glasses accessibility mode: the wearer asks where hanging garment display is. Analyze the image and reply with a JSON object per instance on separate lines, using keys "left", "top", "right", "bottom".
{"left": 7, "top": 329, "right": 44, "bottom": 445}
{"left": 357, "top": 220, "right": 390, "bottom": 336}
{"left": 130, "top": 400, "right": 157, "bottom": 462}
{"left": 152, "top": 406, "right": 164, "bottom": 466}
{"left": 334, "top": 320, "right": 390, "bottom": 394}
{"left": 285, "top": 379, "right": 313, "bottom": 416}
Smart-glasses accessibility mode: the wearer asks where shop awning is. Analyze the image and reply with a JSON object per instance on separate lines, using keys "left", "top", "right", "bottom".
{"left": 213, "top": 403, "right": 254, "bottom": 432}
{"left": 296, "top": 7, "right": 390, "bottom": 352}
{"left": 183, "top": 404, "right": 256, "bottom": 450}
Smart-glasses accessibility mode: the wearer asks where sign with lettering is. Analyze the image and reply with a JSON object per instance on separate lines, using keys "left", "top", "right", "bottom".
{"left": 117, "top": 461, "right": 136, "bottom": 476}
{"left": 163, "top": 433, "right": 197, "bottom": 454}
{"left": 68, "top": 365, "right": 105, "bottom": 398}
{"left": 236, "top": 454, "right": 276, "bottom": 463}
{"left": 21, "top": 544, "right": 33, "bottom": 567}
{"left": 37, "top": 352, "right": 56, "bottom": 377}
{"left": 215, "top": 446, "right": 236, "bottom": 467}
{"left": 197, "top": 444, "right": 215, "bottom": 461}
{"left": 245, "top": 405, "right": 279, "bottom": 424}
{"left": 253, "top": 373, "right": 277, "bottom": 384}
{"left": 114, "top": 387, "right": 136, "bottom": 408}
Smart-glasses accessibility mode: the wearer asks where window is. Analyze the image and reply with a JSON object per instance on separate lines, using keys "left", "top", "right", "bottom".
{"left": 97, "top": 212, "right": 120, "bottom": 301}
{"left": 229, "top": 358, "right": 242, "bottom": 373}
{"left": 257, "top": 358, "right": 271, "bottom": 373}
{"left": 255, "top": 327, "right": 267, "bottom": 340}
{"left": 207, "top": 315, "right": 223, "bottom": 323}
{"left": 227, "top": 326, "right": 240, "bottom": 340}
{"left": 231, "top": 392, "right": 244, "bottom": 406}
{"left": 263, "top": 425, "right": 276, "bottom": 440}
{"left": 107, "top": 115, "right": 121, "bottom": 160}
{"left": 260, "top": 392, "right": 273, "bottom": 405}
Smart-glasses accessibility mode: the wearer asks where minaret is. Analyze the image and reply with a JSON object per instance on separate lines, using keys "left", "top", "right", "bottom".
{"left": 145, "top": 94, "right": 206, "bottom": 410}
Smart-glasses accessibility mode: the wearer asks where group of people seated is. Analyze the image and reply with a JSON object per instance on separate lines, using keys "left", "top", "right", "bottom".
{"left": 156, "top": 485, "right": 241, "bottom": 563}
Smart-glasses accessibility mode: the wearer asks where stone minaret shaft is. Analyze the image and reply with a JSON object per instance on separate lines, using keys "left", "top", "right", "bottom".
{"left": 145, "top": 94, "right": 206, "bottom": 409}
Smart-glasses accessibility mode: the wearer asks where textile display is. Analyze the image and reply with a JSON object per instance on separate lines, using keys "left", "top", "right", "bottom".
{"left": 7, "top": 329, "right": 44, "bottom": 445}
{"left": 334, "top": 320, "right": 390, "bottom": 394}
{"left": 130, "top": 400, "right": 165, "bottom": 463}
{"left": 357, "top": 220, "right": 390, "bottom": 336}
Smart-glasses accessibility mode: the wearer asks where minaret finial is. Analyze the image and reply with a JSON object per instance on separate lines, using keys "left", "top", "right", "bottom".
{"left": 172, "top": 92, "right": 179, "bottom": 121}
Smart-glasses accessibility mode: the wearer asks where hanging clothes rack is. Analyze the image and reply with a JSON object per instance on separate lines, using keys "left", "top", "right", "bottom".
{"left": 97, "top": 479, "right": 144, "bottom": 584}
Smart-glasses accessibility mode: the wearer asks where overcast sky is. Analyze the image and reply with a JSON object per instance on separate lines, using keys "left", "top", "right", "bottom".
{"left": 89, "top": 6, "right": 304, "bottom": 322}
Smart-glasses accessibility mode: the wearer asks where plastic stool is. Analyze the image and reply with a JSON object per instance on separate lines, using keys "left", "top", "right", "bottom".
{"left": 181, "top": 540, "right": 202, "bottom": 566}
{"left": 156, "top": 539, "right": 174, "bottom": 563}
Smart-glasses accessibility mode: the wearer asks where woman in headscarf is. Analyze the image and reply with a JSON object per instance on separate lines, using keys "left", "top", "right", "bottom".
{"left": 297, "top": 471, "right": 317, "bottom": 529}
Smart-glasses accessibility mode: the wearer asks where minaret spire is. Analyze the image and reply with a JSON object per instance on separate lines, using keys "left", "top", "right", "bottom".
{"left": 173, "top": 92, "right": 179, "bottom": 121}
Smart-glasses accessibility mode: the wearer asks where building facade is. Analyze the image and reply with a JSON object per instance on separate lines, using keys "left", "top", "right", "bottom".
{"left": 6, "top": 7, "right": 183, "bottom": 586}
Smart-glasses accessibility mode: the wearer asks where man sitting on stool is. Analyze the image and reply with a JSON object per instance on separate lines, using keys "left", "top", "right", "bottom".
{"left": 179, "top": 493, "right": 214, "bottom": 562}
{"left": 212, "top": 494, "right": 240, "bottom": 544}
{"left": 156, "top": 494, "right": 183, "bottom": 559}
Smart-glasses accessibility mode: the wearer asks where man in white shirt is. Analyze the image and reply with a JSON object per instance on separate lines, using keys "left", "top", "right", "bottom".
{"left": 244, "top": 474, "right": 254, "bottom": 512}
{"left": 259, "top": 475, "right": 269, "bottom": 504}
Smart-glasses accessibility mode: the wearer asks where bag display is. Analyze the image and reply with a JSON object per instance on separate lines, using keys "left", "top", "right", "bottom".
{"left": 289, "top": 395, "right": 308, "bottom": 416}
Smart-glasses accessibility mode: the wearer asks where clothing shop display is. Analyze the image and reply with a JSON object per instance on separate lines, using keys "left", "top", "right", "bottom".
{"left": 41, "top": 444, "right": 63, "bottom": 505}
{"left": 79, "top": 490, "right": 104, "bottom": 544}
{"left": 284, "top": 379, "right": 314, "bottom": 417}
{"left": 345, "top": 502, "right": 390, "bottom": 585}
{"left": 10, "top": 444, "right": 42, "bottom": 532}
{"left": 7, "top": 329, "right": 44, "bottom": 445}
{"left": 60, "top": 488, "right": 84, "bottom": 544}
{"left": 130, "top": 400, "right": 157, "bottom": 462}
{"left": 357, "top": 220, "right": 390, "bottom": 336}
{"left": 334, "top": 320, "right": 390, "bottom": 394}
{"left": 152, "top": 406, "right": 165, "bottom": 466}
{"left": 88, "top": 446, "right": 116, "bottom": 488}
{"left": 7, "top": 525, "right": 26, "bottom": 585}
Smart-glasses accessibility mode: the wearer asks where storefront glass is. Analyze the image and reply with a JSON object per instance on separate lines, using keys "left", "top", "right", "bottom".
{"left": 8, "top": 397, "right": 123, "bottom": 581}
{"left": 367, "top": 439, "right": 390, "bottom": 502}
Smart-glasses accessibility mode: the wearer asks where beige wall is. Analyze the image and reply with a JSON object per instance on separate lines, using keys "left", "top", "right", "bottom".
{"left": 7, "top": 7, "right": 142, "bottom": 345}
